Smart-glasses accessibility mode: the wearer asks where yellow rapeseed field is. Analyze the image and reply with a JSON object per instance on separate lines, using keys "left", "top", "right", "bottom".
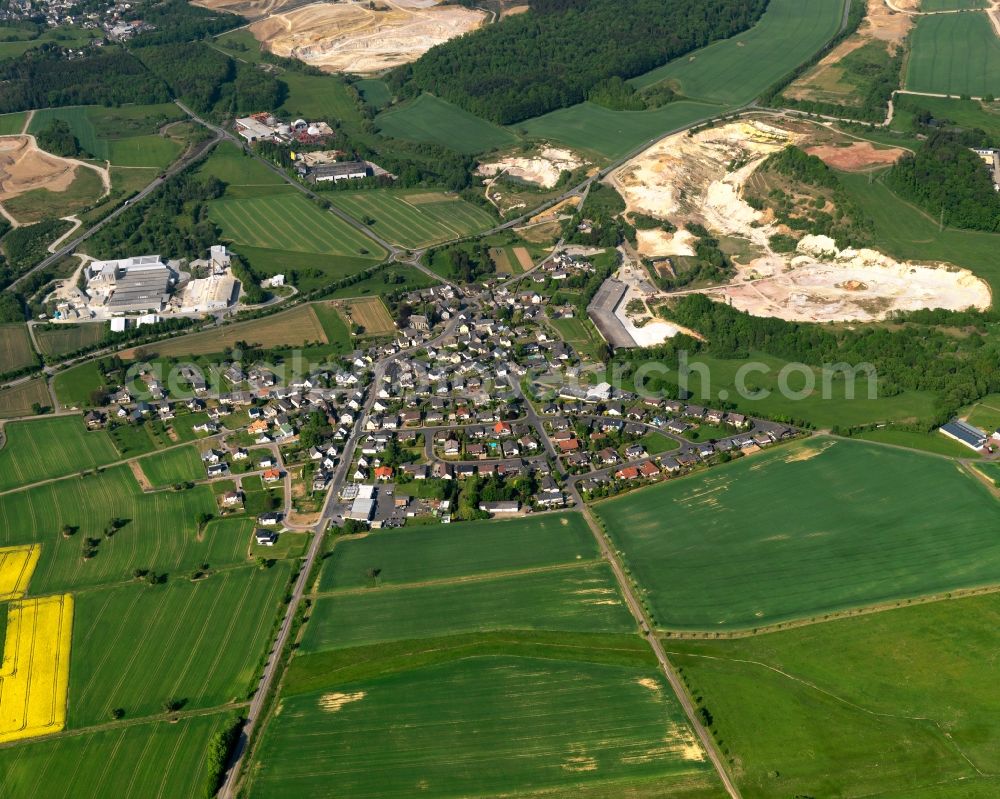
{"left": 0, "top": 594, "right": 74, "bottom": 743}
{"left": 0, "top": 544, "right": 40, "bottom": 601}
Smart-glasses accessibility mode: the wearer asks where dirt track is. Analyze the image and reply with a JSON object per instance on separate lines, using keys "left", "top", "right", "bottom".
{"left": 249, "top": 0, "right": 485, "bottom": 73}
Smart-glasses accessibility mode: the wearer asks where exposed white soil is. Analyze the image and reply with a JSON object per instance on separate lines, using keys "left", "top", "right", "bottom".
{"left": 477, "top": 147, "right": 586, "bottom": 189}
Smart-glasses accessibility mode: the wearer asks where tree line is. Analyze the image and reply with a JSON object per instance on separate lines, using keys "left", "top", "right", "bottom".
{"left": 390, "top": 0, "right": 768, "bottom": 124}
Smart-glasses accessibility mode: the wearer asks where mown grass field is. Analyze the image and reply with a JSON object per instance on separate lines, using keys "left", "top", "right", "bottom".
{"left": 377, "top": 93, "right": 519, "bottom": 154}
{"left": 0, "top": 712, "right": 230, "bottom": 799}
{"left": 210, "top": 193, "right": 385, "bottom": 260}
{"left": 0, "top": 111, "right": 27, "bottom": 135}
{"left": 0, "top": 467, "right": 252, "bottom": 593}
{"left": 839, "top": 171, "right": 1000, "bottom": 296}
{"left": 119, "top": 303, "right": 328, "bottom": 360}
{"left": 197, "top": 142, "right": 293, "bottom": 198}
{"left": 668, "top": 593, "right": 1000, "bottom": 797}
{"left": 329, "top": 190, "right": 496, "bottom": 249}
{"left": 594, "top": 437, "right": 1000, "bottom": 630}
{"left": 33, "top": 323, "right": 106, "bottom": 358}
{"left": 52, "top": 361, "right": 108, "bottom": 408}
{"left": 28, "top": 104, "right": 185, "bottom": 168}
{"left": 630, "top": 0, "right": 845, "bottom": 104}
{"left": 921, "top": 0, "right": 986, "bottom": 8}
{"left": 136, "top": 445, "right": 205, "bottom": 487}
{"left": 551, "top": 316, "right": 606, "bottom": 362}
{"left": 248, "top": 655, "right": 721, "bottom": 799}
{"left": 69, "top": 563, "right": 289, "bottom": 726}
{"left": 0, "top": 416, "right": 119, "bottom": 491}
{"left": 305, "top": 563, "right": 633, "bottom": 650}
{"left": 905, "top": 12, "right": 1000, "bottom": 98}
{"left": 0, "top": 379, "right": 50, "bottom": 418}
{"left": 318, "top": 513, "right": 597, "bottom": 591}
{"left": 355, "top": 78, "right": 392, "bottom": 110}
{"left": 0, "top": 324, "right": 36, "bottom": 374}
{"left": 850, "top": 428, "right": 979, "bottom": 458}
{"left": 518, "top": 100, "right": 723, "bottom": 161}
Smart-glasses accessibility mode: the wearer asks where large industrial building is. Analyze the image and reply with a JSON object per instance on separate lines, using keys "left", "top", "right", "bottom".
{"left": 86, "top": 255, "right": 175, "bottom": 313}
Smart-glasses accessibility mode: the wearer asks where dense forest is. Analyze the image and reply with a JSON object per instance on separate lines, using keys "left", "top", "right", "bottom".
{"left": 127, "top": 0, "right": 236, "bottom": 46}
{"left": 647, "top": 294, "right": 1000, "bottom": 424}
{"left": 886, "top": 132, "right": 1000, "bottom": 232}
{"left": 391, "top": 0, "right": 768, "bottom": 123}
{"left": 0, "top": 45, "right": 169, "bottom": 113}
{"left": 35, "top": 119, "right": 82, "bottom": 157}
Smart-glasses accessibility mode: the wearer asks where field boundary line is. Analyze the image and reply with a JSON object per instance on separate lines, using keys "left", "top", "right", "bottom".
{"left": 313, "top": 558, "right": 608, "bottom": 597}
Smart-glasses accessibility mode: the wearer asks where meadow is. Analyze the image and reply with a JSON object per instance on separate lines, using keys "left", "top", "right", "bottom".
{"left": 33, "top": 323, "right": 106, "bottom": 358}
{"left": 921, "top": 0, "right": 986, "bottom": 8}
{"left": 0, "top": 379, "right": 50, "bottom": 418}
{"left": 28, "top": 104, "right": 186, "bottom": 168}
{"left": 0, "top": 712, "right": 230, "bottom": 799}
{"left": 136, "top": 445, "right": 205, "bottom": 488}
{"left": 0, "top": 111, "right": 27, "bottom": 135}
{"left": 376, "top": 93, "right": 519, "bottom": 154}
{"left": 839, "top": 171, "right": 1000, "bottom": 295}
{"left": 550, "top": 316, "right": 606, "bottom": 362}
{"left": 69, "top": 563, "right": 290, "bottom": 726}
{"left": 893, "top": 95, "right": 1000, "bottom": 139}
{"left": 0, "top": 416, "right": 119, "bottom": 491}
{"left": 905, "top": 12, "right": 1000, "bottom": 98}
{"left": 630, "top": 0, "right": 845, "bottom": 104}
{"left": 329, "top": 297, "right": 395, "bottom": 337}
{"left": 318, "top": 513, "right": 597, "bottom": 591}
{"left": 0, "top": 468, "right": 253, "bottom": 593}
{"left": 0, "top": 324, "right": 36, "bottom": 374}
{"left": 248, "top": 656, "right": 721, "bottom": 799}
{"left": 667, "top": 593, "right": 1000, "bottom": 797}
{"left": 354, "top": 79, "right": 392, "bottom": 110}
{"left": 594, "top": 437, "right": 1000, "bottom": 630}
{"left": 329, "top": 190, "right": 496, "bottom": 249}
{"left": 304, "top": 563, "right": 633, "bottom": 650}
{"left": 197, "top": 143, "right": 293, "bottom": 198}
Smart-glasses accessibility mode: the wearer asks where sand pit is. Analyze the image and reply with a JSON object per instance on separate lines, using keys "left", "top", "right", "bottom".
{"left": 707, "top": 234, "right": 991, "bottom": 323}
{"left": 0, "top": 136, "right": 109, "bottom": 220}
{"left": 478, "top": 147, "right": 586, "bottom": 189}
{"left": 609, "top": 118, "right": 991, "bottom": 328}
{"left": 635, "top": 228, "right": 697, "bottom": 258}
{"left": 250, "top": 0, "right": 486, "bottom": 74}
{"left": 806, "top": 141, "right": 906, "bottom": 171}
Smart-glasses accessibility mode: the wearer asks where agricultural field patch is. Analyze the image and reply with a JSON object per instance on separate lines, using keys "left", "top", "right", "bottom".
{"left": 0, "top": 416, "right": 119, "bottom": 491}
{"left": 377, "top": 93, "right": 519, "bottom": 155}
{"left": 136, "top": 445, "right": 205, "bottom": 488}
{"left": 304, "top": 563, "right": 633, "bottom": 650}
{"left": 0, "top": 466, "right": 249, "bottom": 593}
{"left": 329, "top": 190, "right": 495, "bottom": 249}
{"left": 0, "top": 379, "right": 50, "bottom": 419}
{"left": 921, "top": 0, "right": 987, "bottom": 9}
{"left": 318, "top": 513, "right": 597, "bottom": 591}
{"left": 594, "top": 437, "right": 1000, "bottom": 630}
{"left": 32, "top": 323, "right": 105, "bottom": 358}
{"left": 0, "top": 545, "right": 39, "bottom": 600}
{"left": 248, "top": 656, "right": 719, "bottom": 799}
{"left": 0, "top": 113, "right": 27, "bottom": 136}
{"left": 0, "top": 593, "right": 73, "bottom": 743}
{"left": 329, "top": 297, "right": 396, "bottom": 337}
{"left": 197, "top": 142, "right": 293, "bottom": 198}
{"left": 630, "top": 0, "right": 845, "bottom": 105}
{"left": 69, "top": 563, "right": 290, "bottom": 727}
{"left": 0, "top": 711, "right": 230, "bottom": 798}
{"left": 668, "top": 593, "right": 1000, "bottom": 796}
{"left": 119, "top": 303, "right": 329, "bottom": 360}
{"left": 0, "top": 325, "right": 36, "bottom": 375}
{"left": 905, "top": 12, "right": 1000, "bottom": 98}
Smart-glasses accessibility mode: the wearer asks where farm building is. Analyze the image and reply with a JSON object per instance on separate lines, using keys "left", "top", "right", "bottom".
{"left": 939, "top": 419, "right": 987, "bottom": 451}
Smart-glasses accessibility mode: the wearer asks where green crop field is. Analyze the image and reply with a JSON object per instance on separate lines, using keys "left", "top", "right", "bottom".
{"left": 305, "top": 563, "right": 634, "bottom": 650}
{"left": 594, "top": 437, "right": 1000, "bottom": 630}
{"left": 209, "top": 194, "right": 386, "bottom": 263}
{"left": 197, "top": 143, "right": 293, "bottom": 198}
{"left": 668, "top": 593, "right": 1000, "bottom": 797}
{"left": 0, "top": 416, "right": 119, "bottom": 491}
{"left": 630, "top": 0, "right": 845, "bottom": 104}
{"left": 248, "top": 655, "right": 722, "bottom": 799}
{"left": 0, "top": 712, "right": 230, "bottom": 798}
{"left": 905, "top": 13, "right": 1000, "bottom": 98}
{"left": 0, "top": 324, "right": 36, "bottom": 374}
{"left": 136, "top": 445, "right": 205, "bottom": 487}
{"left": 33, "top": 323, "right": 106, "bottom": 357}
{"left": 0, "top": 379, "right": 50, "bottom": 418}
{"left": 0, "top": 468, "right": 254, "bottom": 593}
{"left": 839, "top": 172, "right": 1000, "bottom": 295}
{"left": 518, "top": 100, "right": 723, "bottom": 160}
{"left": 70, "top": 563, "right": 290, "bottom": 726}
{"left": 850, "top": 428, "right": 979, "bottom": 458}
{"left": 28, "top": 104, "right": 185, "bottom": 167}
{"left": 318, "top": 513, "right": 597, "bottom": 591}
{"left": 921, "top": 0, "right": 986, "bottom": 8}
{"left": 329, "top": 190, "right": 496, "bottom": 249}
{"left": 377, "top": 93, "right": 519, "bottom": 154}
{"left": 0, "top": 111, "right": 26, "bottom": 135}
